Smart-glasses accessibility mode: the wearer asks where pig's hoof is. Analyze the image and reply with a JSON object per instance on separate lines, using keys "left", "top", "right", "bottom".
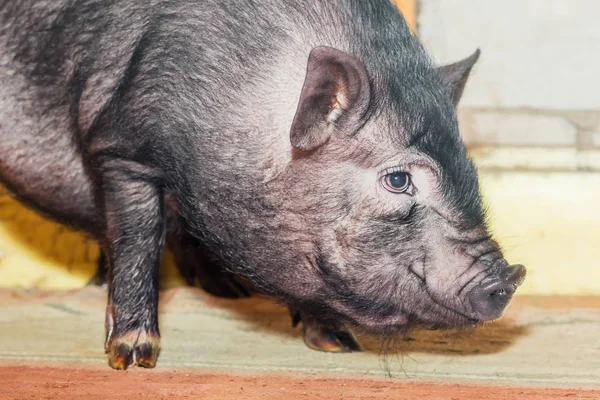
{"left": 303, "top": 324, "right": 361, "bottom": 353}
{"left": 106, "top": 330, "right": 160, "bottom": 370}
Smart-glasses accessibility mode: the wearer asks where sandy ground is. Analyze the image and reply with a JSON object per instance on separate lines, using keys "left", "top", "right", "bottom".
{"left": 1, "top": 364, "right": 599, "bottom": 400}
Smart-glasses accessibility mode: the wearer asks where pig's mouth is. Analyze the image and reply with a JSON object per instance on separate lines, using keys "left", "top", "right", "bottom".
{"left": 315, "top": 284, "right": 481, "bottom": 335}
{"left": 321, "top": 296, "right": 478, "bottom": 335}
{"left": 313, "top": 264, "right": 526, "bottom": 334}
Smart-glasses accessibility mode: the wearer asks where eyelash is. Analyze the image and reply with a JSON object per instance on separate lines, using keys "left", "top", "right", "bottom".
{"left": 380, "top": 166, "right": 407, "bottom": 178}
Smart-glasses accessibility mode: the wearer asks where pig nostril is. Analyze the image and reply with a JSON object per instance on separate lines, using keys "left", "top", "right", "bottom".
{"left": 469, "top": 264, "right": 526, "bottom": 321}
{"left": 489, "top": 288, "right": 506, "bottom": 297}
{"left": 469, "top": 283, "right": 514, "bottom": 321}
{"left": 487, "top": 284, "right": 515, "bottom": 301}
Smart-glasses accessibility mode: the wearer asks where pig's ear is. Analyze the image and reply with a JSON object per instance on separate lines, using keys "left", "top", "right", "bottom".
{"left": 437, "top": 49, "right": 481, "bottom": 107}
{"left": 290, "top": 46, "right": 371, "bottom": 152}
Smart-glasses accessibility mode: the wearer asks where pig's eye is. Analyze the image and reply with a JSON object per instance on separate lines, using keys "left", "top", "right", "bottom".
{"left": 381, "top": 171, "right": 411, "bottom": 193}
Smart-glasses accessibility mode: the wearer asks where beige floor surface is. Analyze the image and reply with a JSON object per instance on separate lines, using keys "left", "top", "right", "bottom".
{"left": 0, "top": 287, "right": 599, "bottom": 390}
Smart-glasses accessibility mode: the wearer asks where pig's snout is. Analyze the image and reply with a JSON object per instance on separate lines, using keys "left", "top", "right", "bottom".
{"left": 469, "top": 264, "right": 527, "bottom": 321}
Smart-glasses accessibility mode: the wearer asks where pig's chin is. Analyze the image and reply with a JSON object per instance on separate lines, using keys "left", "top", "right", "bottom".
{"left": 351, "top": 308, "right": 480, "bottom": 335}
{"left": 322, "top": 294, "right": 480, "bottom": 335}
{"left": 406, "top": 306, "right": 482, "bottom": 331}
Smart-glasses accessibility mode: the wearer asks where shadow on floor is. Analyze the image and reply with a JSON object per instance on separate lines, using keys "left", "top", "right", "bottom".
{"left": 163, "top": 286, "right": 531, "bottom": 358}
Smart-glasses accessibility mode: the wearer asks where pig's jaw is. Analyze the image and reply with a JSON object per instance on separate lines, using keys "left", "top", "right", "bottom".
{"left": 300, "top": 274, "right": 483, "bottom": 334}
{"left": 321, "top": 294, "right": 481, "bottom": 334}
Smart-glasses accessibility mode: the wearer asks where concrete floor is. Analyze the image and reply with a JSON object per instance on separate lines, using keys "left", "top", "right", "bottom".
{"left": 1, "top": 286, "right": 599, "bottom": 397}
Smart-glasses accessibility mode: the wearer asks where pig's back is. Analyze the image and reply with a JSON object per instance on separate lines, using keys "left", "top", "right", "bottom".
{"left": 0, "top": 0, "right": 296, "bottom": 231}
{"left": 0, "top": 0, "right": 421, "bottom": 231}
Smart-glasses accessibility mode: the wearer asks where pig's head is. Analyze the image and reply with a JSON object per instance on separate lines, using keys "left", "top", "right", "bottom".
{"left": 267, "top": 45, "right": 526, "bottom": 333}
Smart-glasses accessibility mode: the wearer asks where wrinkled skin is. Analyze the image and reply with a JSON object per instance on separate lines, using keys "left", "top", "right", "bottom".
{"left": 0, "top": 0, "right": 525, "bottom": 369}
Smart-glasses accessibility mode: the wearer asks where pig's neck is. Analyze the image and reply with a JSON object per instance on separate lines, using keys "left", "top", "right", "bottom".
{"left": 176, "top": 128, "right": 318, "bottom": 291}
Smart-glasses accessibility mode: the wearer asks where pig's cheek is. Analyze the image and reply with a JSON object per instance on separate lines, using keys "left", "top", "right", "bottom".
{"left": 377, "top": 192, "right": 414, "bottom": 217}
{"left": 347, "top": 171, "right": 414, "bottom": 220}
{"left": 354, "top": 169, "right": 378, "bottom": 198}
{"left": 422, "top": 238, "right": 468, "bottom": 295}
{"left": 409, "top": 167, "right": 438, "bottom": 202}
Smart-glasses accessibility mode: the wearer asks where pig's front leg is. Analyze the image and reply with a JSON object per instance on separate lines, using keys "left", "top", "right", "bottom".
{"left": 93, "top": 157, "right": 165, "bottom": 370}
{"left": 290, "top": 308, "right": 361, "bottom": 353}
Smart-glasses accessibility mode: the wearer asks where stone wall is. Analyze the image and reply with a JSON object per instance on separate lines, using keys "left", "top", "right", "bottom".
{"left": 418, "top": 0, "right": 599, "bottom": 152}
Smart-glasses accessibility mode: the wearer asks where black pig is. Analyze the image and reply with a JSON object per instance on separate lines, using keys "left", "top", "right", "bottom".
{"left": 0, "top": 0, "right": 526, "bottom": 370}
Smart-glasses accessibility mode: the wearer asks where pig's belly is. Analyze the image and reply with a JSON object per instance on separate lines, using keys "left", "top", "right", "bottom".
{"left": 0, "top": 64, "right": 98, "bottom": 233}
